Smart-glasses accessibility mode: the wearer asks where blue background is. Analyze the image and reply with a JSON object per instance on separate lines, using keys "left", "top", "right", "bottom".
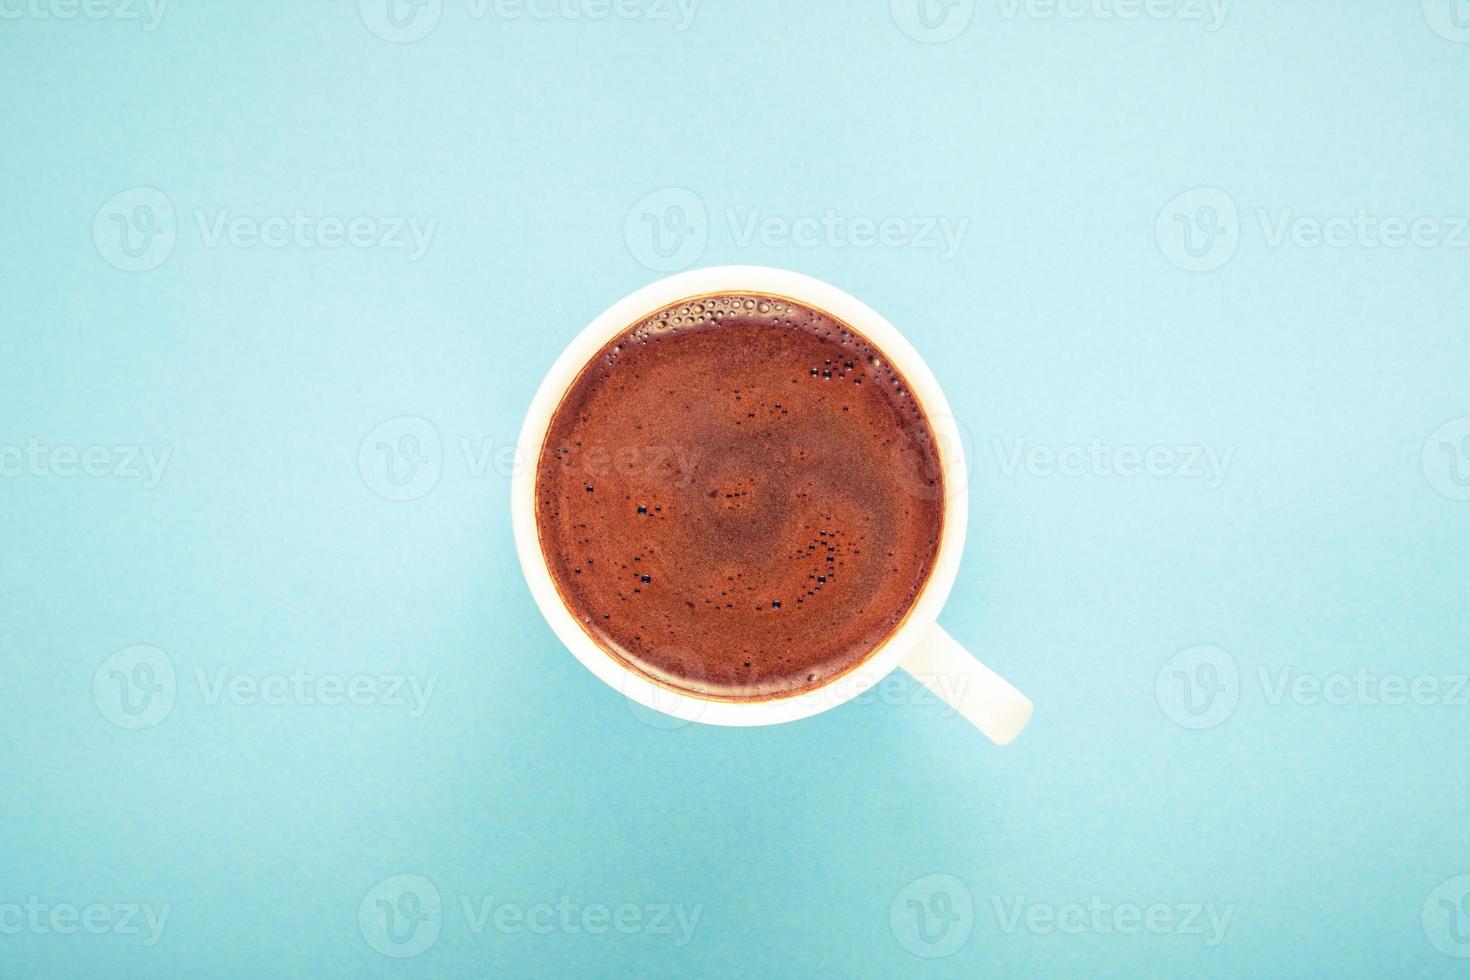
{"left": 3, "top": 1, "right": 1469, "bottom": 976}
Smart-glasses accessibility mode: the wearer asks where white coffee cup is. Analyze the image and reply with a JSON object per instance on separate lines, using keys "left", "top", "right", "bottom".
{"left": 511, "top": 266, "right": 1032, "bottom": 744}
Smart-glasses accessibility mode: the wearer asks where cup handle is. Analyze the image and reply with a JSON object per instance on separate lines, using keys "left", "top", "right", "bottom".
{"left": 900, "top": 624, "right": 1033, "bottom": 745}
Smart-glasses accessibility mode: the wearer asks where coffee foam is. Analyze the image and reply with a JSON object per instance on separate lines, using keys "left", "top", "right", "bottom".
{"left": 535, "top": 293, "right": 944, "bottom": 701}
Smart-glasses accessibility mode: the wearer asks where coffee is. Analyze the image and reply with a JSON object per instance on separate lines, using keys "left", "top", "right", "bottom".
{"left": 535, "top": 292, "right": 945, "bottom": 700}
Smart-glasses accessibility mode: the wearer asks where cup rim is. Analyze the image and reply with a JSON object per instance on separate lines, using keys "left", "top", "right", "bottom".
{"left": 511, "top": 266, "right": 968, "bottom": 726}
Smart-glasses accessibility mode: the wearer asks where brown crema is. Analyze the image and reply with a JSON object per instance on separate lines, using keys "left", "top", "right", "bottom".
{"left": 535, "top": 292, "right": 945, "bottom": 700}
